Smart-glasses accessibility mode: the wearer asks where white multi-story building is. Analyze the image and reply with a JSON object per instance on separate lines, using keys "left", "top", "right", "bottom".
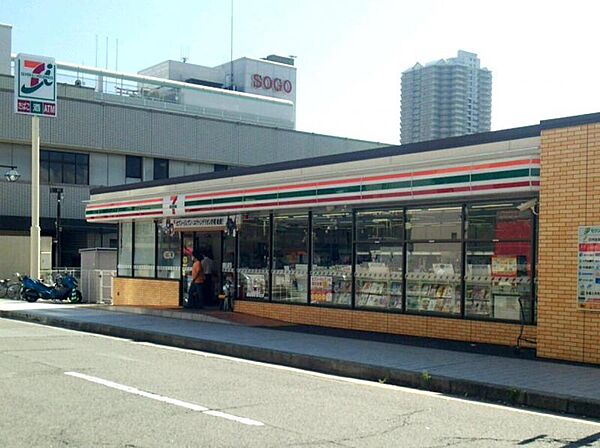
{"left": 401, "top": 50, "right": 492, "bottom": 144}
{"left": 138, "top": 55, "right": 297, "bottom": 128}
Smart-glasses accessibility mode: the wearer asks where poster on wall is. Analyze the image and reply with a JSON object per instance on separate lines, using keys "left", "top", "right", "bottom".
{"left": 577, "top": 226, "right": 600, "bottom": 306}
{"left": 311, "top": 276, "right": 333, "bottom": 303}
{"left": 491, "top": 256, "right": 517, "bottom": 277}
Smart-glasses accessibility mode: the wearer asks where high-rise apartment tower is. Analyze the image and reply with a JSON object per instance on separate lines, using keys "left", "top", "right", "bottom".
{"left": 400, "top": 50, "right": 492, "bottom": 144}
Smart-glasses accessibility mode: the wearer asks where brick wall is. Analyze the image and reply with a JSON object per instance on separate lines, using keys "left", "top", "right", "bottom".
{"left": 235, "top": 301, "right": 536, "bottom": 347}
{"left": 538, "top": 124, "right": 600, "bottom": 364}
{"left": 112, "top": 277, "right": 180, "bottom": 307}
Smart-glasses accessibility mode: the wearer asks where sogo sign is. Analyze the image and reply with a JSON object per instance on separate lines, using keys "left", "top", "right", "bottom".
{"left": 251, "top": 74, "right": 293, "bottom": 94}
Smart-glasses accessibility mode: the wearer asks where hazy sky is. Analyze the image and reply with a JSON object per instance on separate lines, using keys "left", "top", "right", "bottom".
{"left": 3, "top": 0, "right": 600, "bottom": 144}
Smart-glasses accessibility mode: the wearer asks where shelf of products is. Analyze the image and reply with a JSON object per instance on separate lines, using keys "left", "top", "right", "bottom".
{"left": 356, "top": 278, "right": 403, "bottom": 309}
{"left": 239, "top": 269, "right": 268, "bottom": 299}
{"left": 405, "top": 275, "right": 461, "bottom": 314}
{"left": 465, "top": 276, "right": 531, "bottom": 320}
{"left": 272, "top": 268, "right": 307, "bottom": 302}
{"left": 310, "top": 266, "right": 352, "bottom": 305}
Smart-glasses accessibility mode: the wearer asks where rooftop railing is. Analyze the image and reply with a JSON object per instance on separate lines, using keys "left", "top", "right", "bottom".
{"left": 9, "top": 57, "right": 294, "bottom": 129}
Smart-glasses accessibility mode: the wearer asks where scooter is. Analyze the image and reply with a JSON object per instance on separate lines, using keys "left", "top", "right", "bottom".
{"left": 20, "top": 273, "right": 82, "bottom": 303}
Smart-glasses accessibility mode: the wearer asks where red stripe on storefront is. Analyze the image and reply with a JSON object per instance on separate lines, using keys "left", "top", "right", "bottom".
{"left": 186, "top": 159, "right": 537, "bottom": 200}
{"left": 86, "top": 210, "right": 163, "bottom": 220}
{"left": 470, "top": 181, "right": 531, "bottom": 191}
{"left": 86, "top": 198, "right": 163, "bottom": 210}
{"left": 184, "top": 181, "right": 536, "bottom": 215}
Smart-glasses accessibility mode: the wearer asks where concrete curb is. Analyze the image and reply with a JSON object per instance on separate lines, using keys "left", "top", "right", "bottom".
{"left": 3, "top": 309, "right": 600, "bottom": 420}
{"left": 92, "top": 305, "right": 237, "bottom": 325}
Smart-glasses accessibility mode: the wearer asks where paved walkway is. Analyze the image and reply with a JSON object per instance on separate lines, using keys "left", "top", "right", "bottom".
{"left": 1, "top": 299, "right": 599, "bottom": 419}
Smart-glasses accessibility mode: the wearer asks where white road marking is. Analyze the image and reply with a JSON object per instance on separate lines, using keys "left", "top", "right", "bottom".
{"left": 64, "top": 371, "right": 264, "bottom": 427}
{"left": 6, "top": 319, "right": 598, "bottom": 428}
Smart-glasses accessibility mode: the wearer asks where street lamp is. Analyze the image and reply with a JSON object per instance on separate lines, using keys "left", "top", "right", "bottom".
{"left": 0, "top": 164, "right": 20, "bottom": 182}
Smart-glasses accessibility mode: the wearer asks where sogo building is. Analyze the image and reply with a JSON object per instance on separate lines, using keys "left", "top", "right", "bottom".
{"left": 86, "top": 112, "right": 600, "bottom": 365}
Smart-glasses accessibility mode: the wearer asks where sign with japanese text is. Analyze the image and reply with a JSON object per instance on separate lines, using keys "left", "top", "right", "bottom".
{"left": 491, "top": 256, "right": 517, "bottom": 277}
{"left": 14, "top": 54, "right": 57, "bottom": 117}
{"left": 577, "top": 226, "right": 600, "bottom": 306}
{"left": 172, "top": 215, "right": 239, "bottom": 232}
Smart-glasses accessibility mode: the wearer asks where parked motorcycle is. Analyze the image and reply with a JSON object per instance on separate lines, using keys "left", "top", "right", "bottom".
{"left": 19, "top": 272, "right": 82, "bottom": 303}
{"left": 0, "top": 274, "right": 21, "bottom": 299}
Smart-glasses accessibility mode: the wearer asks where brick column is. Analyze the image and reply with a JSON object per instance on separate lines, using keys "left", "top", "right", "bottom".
{"left": 538, "top": 123, "right": 600, "bottom": 363}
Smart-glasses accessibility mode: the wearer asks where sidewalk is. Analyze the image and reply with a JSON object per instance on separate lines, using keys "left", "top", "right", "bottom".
{"left": 1, "top": 299, "right": 599, "bottom": 419}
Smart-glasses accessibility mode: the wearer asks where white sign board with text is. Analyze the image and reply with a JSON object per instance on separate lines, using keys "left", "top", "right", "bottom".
{"left": 14, "top": 53, "right": 57, "bottom": 117}
{"left": 577, "top": 226, "right": 600, "bottom": 306}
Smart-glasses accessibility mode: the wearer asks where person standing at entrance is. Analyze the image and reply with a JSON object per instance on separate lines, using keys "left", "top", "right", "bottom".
{"left": 201, "top": 252, "right": 215, "bottom": 305}
{"left": 190, "top": 251, "right": 205, "bottom": 308}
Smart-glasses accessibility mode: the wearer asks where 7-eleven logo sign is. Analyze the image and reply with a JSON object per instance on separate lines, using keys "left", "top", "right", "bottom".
{"left": 163, "top": 195, "right": 184, "bottom": 216}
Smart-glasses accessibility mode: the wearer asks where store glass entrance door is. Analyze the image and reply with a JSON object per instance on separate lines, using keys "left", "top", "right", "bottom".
{"left": 180, "top": 231, "right": 223, "bottom": 308}
{"left": 195, "top": 232, "right": 222, "bottom": 306}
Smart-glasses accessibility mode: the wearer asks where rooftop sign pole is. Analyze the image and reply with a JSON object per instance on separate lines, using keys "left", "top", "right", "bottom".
{"left": 14, "top": 53, "right": 57, "bottom": 279}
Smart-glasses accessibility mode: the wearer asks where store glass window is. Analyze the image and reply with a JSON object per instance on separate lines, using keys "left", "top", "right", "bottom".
{"left": 406, "top": 242, "right": 462, "bottom": 315}
{"left": 356, "top": 209, "right": 404, "bottom": 242}
{"left": 157, "top": 223, "right": 180, "bottom": 279}
{"left": 118, "top": 222, "right": 133, "bottom": 276}
{"left": 133, "top": 221, "right": 156, "bottom": 277}
{"left": 356, "top": 243, "right": 403, "bottom": 309}
{"left": 405, "top": 207, "right": 462, "bottom": 315}
{"left": 405, "top": 207, "right": 461, "bottom": 241}
{"left": 238, "top": 215, "right": 270, "bottom": 300}
{"left": 465, "top": 202, "right": 534, "bottom": 322}
{"left": 154, "top": 158, "right": 169, "bottom": 180}
{"left": 355, "top": 209, "right": 404, "bottom": 310}
{"left": 467, "top": 203, "right": 532, "bottom": 240}
{"left": 40, "top": 150, "right": 89, "bottom": 185}
{"left": 272, "top": 213, "right": 309, "bottom": 303}
{"left": 311, "top": 211, "right": 353, "bottom": 306}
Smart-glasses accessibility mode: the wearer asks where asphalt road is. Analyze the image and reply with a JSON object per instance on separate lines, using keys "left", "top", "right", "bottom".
{"left": 0, "top": 318, "right": 599, "bottom": 448}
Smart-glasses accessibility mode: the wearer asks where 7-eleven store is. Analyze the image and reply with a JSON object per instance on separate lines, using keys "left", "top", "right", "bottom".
{"left": 86, "top": 113, "right": 600, "bottom": 365}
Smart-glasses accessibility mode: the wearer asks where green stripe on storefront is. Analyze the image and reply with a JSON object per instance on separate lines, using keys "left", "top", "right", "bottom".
{"left": 278, "top": 189, "right": 317, "bottom": 199}
{"left": 244, "top": 193, "right": 278, "bottom": 202}
{"left": 471, "top": 168, "right": 530, "bottom": 182}
{"left": 362, "top": 180, "right": 412, "bottom": 192}
{"left": 413, "top": 174, "right": 470, "bottom": 187}
{"left": 86, "top": 204, "right": 162, "bottom": 216}
{"left": 317, "top": 185, "right": 362, "bottom": 196}
{"left": 117, "top": 166, "right": 539, "bottom": 214}
{"left": 186, "top": 198, "right": 213, "bottom": 207}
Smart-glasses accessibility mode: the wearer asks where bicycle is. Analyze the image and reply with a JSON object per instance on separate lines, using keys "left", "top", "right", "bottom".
{"left": 4, "top": 273, "right": 23, "bottom": 300}
{"left": 0, "top": 278, "right": 10, "bottom": 298}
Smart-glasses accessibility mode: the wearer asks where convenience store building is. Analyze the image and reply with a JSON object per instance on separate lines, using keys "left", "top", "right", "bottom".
{"left": 86, "top": 112, "right": 600, "bottom": 365}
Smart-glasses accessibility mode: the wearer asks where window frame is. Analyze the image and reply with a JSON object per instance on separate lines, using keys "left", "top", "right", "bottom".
{"left": 40, "top": 149, "right": 89, "bottom": 185}
{"left": 153, "top": 158, "right": 169, "bottom": 180}
{"left": 126, "top": 155, "right": 143, "bottom": 181}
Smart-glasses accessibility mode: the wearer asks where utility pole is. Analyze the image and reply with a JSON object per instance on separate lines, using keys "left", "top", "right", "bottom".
{"left": 31, "top": 116, "right": 40, "bottom": 278}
